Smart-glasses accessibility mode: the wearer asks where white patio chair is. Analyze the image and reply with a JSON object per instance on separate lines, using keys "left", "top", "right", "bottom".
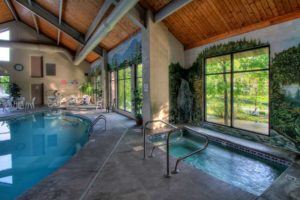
{"left": 17, "top": 97, "right": 25, "bottom": 109}
{"left": 26, "top": 97, "right": 36, "bottom": 109}
{"left": 82, "top": 95, "right": 91, "bottom": 105}
{"left": 96, "top": 99, "right": 103, "bottom": 110}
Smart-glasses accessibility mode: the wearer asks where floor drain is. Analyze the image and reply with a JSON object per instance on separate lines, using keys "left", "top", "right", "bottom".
{"left": 133, "top": 146, "right": 144, "bottom": 151}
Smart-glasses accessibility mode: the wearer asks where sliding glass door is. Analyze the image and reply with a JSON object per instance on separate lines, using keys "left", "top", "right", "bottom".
{"left": 205, "top": 47, "right": 269, "bottom": 134}
{"left": 117, "top": 67, "right": 132, "bottom": 112}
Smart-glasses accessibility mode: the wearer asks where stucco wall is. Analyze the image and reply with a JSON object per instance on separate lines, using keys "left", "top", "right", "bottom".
{"left": 148, "top": 14, "right": 184, "bottom": 124}
{"left": 0, "top": 21, "right": 89, "bottom": 104}
{"left": 184, "top": 18, "right": 300, "bottom": 67}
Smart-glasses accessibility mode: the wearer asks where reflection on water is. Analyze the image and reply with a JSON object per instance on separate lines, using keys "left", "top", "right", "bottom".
{"left": 157, "top": 133, "right": 287, "bottom": 196}
{"left": 0, "top": 112, "right": 90, "bottom": 200}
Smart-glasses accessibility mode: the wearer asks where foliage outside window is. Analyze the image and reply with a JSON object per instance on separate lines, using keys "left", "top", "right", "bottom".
{"left": 0, "top": 76, "right": 10, "bottom": 97}
{"left": 118, "top": 67, "right": 132, "bottom": 112}
{"left": 110, "top": 71, "right": 116, "bottom": 106}
{"left": 134, "top": 64, "right": 143, "bottom": 117}
{"left": 0, "top": 30, "right": 10, "bottom": 62}
{"left": 205, "top": 47, "right": 269, "bottom": 134}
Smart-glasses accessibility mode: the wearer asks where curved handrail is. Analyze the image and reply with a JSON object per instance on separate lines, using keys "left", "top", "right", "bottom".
{"left": 165, "top": 128, "right": 181, "bottom": 177}
{"left": 143, "top": 120, "right": 178, "bottom": 159}
{"left": 171, "top": 135, "right": 209, "bottom": 174}
{"left": 92, "top": 114, "right": 106, "bottom": 131}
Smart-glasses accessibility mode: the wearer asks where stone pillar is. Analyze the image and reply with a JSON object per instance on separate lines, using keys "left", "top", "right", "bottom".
{"left": 101, "top": 50, "right": 109, "bottom": 107}
{"left": 141, "top": 10, "right": 152, "bottom": 124}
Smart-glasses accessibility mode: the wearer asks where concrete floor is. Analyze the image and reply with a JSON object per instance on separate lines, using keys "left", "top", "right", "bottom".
{"left": 1, "top": 109, "right": 297, "bottom": 200}
{"left": 17, "top": 109, "right": 255, "bottom": 200}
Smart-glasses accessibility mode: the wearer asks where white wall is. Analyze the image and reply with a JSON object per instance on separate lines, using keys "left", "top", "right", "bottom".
{"left": 0, "top": 21, "right": 90, "bottom": 104}
{"left": 184, "top": 18, "right": 300, "bottom": 68}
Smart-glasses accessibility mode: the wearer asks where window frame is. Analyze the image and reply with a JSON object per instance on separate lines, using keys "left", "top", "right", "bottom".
{"left": 117, "top": 66, "right": 132, "bottom": 113}
{"left": 0, "top": 29, "right": 10, "bottom": 62}
{"left": 203, "top": 45, "right": 270, "bottom": 135}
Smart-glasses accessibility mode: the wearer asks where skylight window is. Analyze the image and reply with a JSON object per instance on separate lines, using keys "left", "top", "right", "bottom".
{"left": 0, "top": 30, "right": 10, "bottom": 62}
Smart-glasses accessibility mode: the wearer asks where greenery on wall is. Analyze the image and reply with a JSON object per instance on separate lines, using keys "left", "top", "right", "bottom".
{"left": 169, "top": 39, "right": 267, "bottom": 124}
{"left": 271, "top": 44, "right": 300, "bottom": 144}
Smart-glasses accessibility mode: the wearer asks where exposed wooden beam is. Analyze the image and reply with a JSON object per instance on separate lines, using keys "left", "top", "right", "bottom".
{"left": 28, "top": 0, "right": 39, "bottom": 34}
{"left": 154, "top": 0, "right": 193, "bottom": 22}
{"left": 185, "top": 11, "right": 300, "bottom": 49}
{"left": 85, "top": 0, "right": 114, "bottom": 41}
{"left": 4, "top": 0, "right": 19, "bottom": 21}
{"left": 126, "top": 4, "right": 146, "bottom": 30}
{"left": 16, "top": 0, "right": 103, "bottom": 56}
{"left": 112, "top": 1, "right": 145, "bottom": 30}
{"left": 32, "top": 14, "right": 39, "bottom": 34}
{"left": 74, "top": 0, "right": 138, "bottom": 65}
{"left": 57, "top": 0, "right": 63, "bottom": 45}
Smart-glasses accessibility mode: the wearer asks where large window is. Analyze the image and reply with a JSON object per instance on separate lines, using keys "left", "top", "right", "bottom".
{"left": 0, "top": 30, "right": 10, "bottom": 62}
{"left": 118, "top": 67, "right": 132, "bottom": 112}
{"left": 136, "top": 64, "right": 143, "bottom": 94}
{"left": 110, "top": 71, "right": 116, "bottom": 106}
{"left": 0, "top": 76, "right": 10, "bottom": 97}
{"left": 205, "top": 47, "right": 269, "bottom": 134}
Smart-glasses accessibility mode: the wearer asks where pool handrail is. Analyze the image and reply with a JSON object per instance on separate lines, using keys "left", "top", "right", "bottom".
{"left": 171, "top": 134, "right": 209, "bottom": 174}
{"left": 92, "top": 114, "right": 106, "bottom": 131}
{"left": 143, "top": 120, "right": 178, "bottom": 160}
{"left": 165, "top": 127, "right": 182, "bottom": 177}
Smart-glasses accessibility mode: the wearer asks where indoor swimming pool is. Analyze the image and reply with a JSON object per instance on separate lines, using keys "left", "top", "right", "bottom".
{"left": 0, "top": 111, "right": 91, "bottom": 200}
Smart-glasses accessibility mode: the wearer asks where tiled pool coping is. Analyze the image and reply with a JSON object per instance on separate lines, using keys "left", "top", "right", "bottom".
{"left": 185, "top": 126, "right": 299, "bottom": 163}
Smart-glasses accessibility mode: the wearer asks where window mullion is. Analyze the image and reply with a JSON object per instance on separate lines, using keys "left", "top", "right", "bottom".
{"left": 230, "top": 53, "right": 234, "bottom": 128}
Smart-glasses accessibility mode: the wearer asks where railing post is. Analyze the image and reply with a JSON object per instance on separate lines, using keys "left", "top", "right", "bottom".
{"left": 165, "top": 130, "right": 172, "bottom": 178}
{"left": 143, "top": 124, "right": 146, "bottom": 159}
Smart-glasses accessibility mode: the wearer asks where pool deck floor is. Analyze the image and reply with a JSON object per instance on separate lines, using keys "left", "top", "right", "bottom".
{"left": 1, "top": 109, "right": 298, "bottom": 200}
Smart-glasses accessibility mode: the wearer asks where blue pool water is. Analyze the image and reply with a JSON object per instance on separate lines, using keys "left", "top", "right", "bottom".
{"left": 0, "top": 112, "right": 91, "bottom": 200}
{"left": 151, "top": 131, "right": 288, "bottom": 196}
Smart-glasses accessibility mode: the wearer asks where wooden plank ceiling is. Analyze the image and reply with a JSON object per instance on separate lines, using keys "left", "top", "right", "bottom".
{"left": 2, "top": 0, "right": 300, "bottom": 62}
{"left": 0, "top": 0, "right": 141, "bottom": 63}
{"left": 0, "top": 0, "right": 14, "bottom": 24}
{"left": 141, "top": 0, "right": 300, "bottom": 49}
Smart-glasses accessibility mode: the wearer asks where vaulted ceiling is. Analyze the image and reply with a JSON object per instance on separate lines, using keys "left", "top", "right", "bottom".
{"left": 141, "top": 0, "right": 300, "bottom": 49}
{"left": 0, "top": 0, "right": 141, "bottom": 63}
{"left": 1, "top": 0, "right": 300, "bottom": 63}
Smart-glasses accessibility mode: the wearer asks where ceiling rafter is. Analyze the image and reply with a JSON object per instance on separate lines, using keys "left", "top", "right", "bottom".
{"left": 15, "top": 0, "right": 103, "bottom": 57}
{"left": 57, "top": 0, "right": 63, "bottom": 45}
{"left": 27, "top": 0, "right": 39, "bottom": 34}
{"left": 154, "top": 0, "right": 193, "bottom": 22}
{"left": 74, "top": 0, "right": 138, "bottom": 65}
{"left": 4, "top": 0, "right": 19, "bottom": 21}
{"left": 85, "top": 0, "right": 114, "bottom": 41}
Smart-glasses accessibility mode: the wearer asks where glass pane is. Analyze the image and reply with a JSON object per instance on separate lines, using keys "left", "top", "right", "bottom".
{"left": 111, "top": 71, "right": 115, "bottom": 81}
{"left": 234, "top": 48, "right": 269, "bottom": 71}
{"left": 125, "top": 78, "right": 131, "bottom": 112}
{"left": 137, "top": 64, "right": 142, "bottom": 78}
{"left": 137, "top": 78, "right": 143, "bottom": 95}
{"left": 118, "top": 80, "right": 124, "bottom": 110}
{"left": 206, "top": 74, "right": 231, "bottom": 125}
{"left": 206, "top": 55, "right": 231, "bottom": 74}
{"left": 233, "top": 71, "right": 269, "bottom": 134}
{"left": 118, "top": 69, "right": 124, "bottom": 80}
{"left": 111, "top": 79, "right": 115, "bottom": 103}
{"left": 0, "top": 76, "right": 10, "bottom": 97}
{"left": 125, "top": 67, "right": 131, "bottom": 79}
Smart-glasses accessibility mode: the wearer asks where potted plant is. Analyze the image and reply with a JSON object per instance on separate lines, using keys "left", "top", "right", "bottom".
{"left": 9, "top": 83, "right": 21, "bottom": 101}
{"left": 133, "top": 89, "right": 143, "bottom": 125}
